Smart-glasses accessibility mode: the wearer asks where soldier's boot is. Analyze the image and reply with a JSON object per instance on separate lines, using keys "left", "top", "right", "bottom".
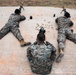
{"left": 20, "top": 40, "right": 31, "bottom": 47}
{"left": 56, "top": 49, "right": 64, "bottom": 63}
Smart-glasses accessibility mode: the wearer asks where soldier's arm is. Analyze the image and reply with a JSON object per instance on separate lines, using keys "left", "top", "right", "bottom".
{"left": 20, "top": 15, "right": 26, "bottom": 21}
{"left": 50, "top": 45, "right": 56, "bottom": 62}
{"left": 46, "top": 41, "right": 56, "bottom": 62}
{"left": 27, "top": 47, "right": 33, "bottom": 61}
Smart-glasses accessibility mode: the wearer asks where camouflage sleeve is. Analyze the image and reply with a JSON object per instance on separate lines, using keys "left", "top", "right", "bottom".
{"left": 50, "top": 45, "right": 56, "bottom": 62}
{"left": 46, "top": 41, "right": 56, "bottom": 62}
{"left": 46, "top": 41, "right": 56, "bottom": 52}
{"left": 20, "top": 15, "right": 26, "bottom": 21}
{"left": 27, "top": 47, "right": 33, "bottom": 61}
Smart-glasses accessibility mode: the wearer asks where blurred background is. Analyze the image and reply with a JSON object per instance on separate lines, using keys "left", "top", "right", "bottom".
{"left": 0, "top": 0, "right": 76, "bottom": 8}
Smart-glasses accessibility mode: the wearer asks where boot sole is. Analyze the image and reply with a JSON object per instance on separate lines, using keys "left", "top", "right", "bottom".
{"left": 56, "top": 53, "right": 64, "bottom": 63}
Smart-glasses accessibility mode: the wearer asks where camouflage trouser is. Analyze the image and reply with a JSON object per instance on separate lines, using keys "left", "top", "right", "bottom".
{"left": 0, "top": 24, "right": 23, "bottom": 41}
{"left": 57, "top": 28, "right": 76, "bottom": 51}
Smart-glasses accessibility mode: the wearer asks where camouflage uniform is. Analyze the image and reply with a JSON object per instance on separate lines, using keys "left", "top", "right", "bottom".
{"left": 0, "top": 13, "right": 25, "bottom": 41}
{"left": 27, "top": 41, "right": 56, "bottom": 74}
{"left": 55, "top": 16, "right": 76, "bottom": 50}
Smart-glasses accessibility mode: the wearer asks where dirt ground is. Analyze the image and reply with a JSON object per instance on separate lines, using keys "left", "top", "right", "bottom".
{"left": 0, "top": 0, "right": 76, "bottom": 8}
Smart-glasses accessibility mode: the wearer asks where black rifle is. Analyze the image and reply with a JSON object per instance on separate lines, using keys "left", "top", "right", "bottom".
{"left": 60, "top": 7, "right": 66, "bottom": 14}
{"left": 39, "top": 27, "right": 46, "bottom": 34}
{"left": 19, "top": 5, "right": 25, "bottom": 12}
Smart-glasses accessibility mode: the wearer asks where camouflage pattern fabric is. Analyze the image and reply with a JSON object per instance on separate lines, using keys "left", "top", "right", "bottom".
{"left": 55, "top": 16, "right": 73, "bottom": 29}
{"left": 0, "top": 13, "right": 25, "bottom": 41}
{"left": 56, "top": 16, "right": 76, "bottom": 50}
{"left": 27, "top": 41, "right": 56, "bottom": 74}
